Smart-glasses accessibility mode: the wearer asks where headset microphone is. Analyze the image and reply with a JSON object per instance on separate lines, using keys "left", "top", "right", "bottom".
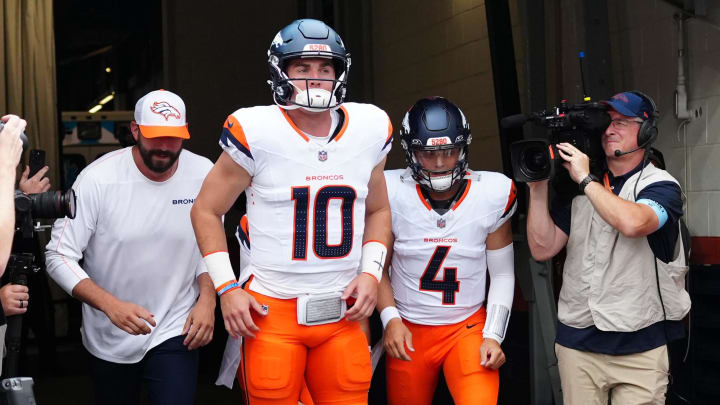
{"left": 614, "top": 147, "right": 643, "bottom": 157}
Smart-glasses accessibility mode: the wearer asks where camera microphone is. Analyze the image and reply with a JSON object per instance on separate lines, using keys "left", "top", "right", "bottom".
{"left": 614, "top": 147, "right": 642, "bottom": 157}
{"left": 500, "top": 114, "right": 530, "bottom": 129}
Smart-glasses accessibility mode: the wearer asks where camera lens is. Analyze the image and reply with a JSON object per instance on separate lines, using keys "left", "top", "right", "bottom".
{"left": 521, "top": 146, "right": 549, "bottom": 176}
{"left": 29, "top": 189, "right": 76, "bottom": 219}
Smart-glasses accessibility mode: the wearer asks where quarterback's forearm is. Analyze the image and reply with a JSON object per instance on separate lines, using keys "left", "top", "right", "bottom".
{"left": 363, "top": 205, "right": 392, "bottom": 245}
{"left": 583, "top": 181, "right": 659, "bottom": 237}
{"left": 375, "top": 246, "right": 396, "bottom": 312}
{"left": 190, "top": 205, "right": 228, "bottom": 255}
{"left": 191, "top": 206, "right": 235, "bottom": 289}
{"left": 484, "top": 243, "right": 515, "bottom": 344}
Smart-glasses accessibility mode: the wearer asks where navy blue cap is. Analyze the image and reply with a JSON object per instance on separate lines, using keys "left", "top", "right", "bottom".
{"left": 603, "top": 92, "right": 655, "bottom": 120}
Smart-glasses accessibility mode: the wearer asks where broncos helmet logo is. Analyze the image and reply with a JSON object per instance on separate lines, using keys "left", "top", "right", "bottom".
{"left": 150, "top": 101, "right": 181, "bottom": 121}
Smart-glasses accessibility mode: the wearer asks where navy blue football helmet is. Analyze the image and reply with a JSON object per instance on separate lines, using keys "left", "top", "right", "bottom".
{"left": 267, "top": 19, "right": 351, "bottom": 111}
{"left": 400, "top": 97, "right": 472, "bottom": 192}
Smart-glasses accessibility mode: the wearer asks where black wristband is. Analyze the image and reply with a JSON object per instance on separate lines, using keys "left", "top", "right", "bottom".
{"left": 579, "top": 174, "right": 599, "bottom": 193}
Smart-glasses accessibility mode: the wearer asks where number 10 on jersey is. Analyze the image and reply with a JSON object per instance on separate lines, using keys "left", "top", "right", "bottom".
{"left": 292, "top": 185, "right": 357, "bottom": 260}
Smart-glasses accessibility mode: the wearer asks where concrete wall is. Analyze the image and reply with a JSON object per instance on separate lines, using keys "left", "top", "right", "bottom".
{"left": 163, "top": 1, "right": 298, "bottom": 160}
{"left": 370, "top": 0, "right": 511, "bottom": 172}
{"left": 606, "top": 0, "right": 720, "bottom": 236}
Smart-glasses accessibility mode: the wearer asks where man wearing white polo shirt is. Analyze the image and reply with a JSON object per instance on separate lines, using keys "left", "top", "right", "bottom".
{"left": 45, "top": 90, "right": 215, "bottom": 405}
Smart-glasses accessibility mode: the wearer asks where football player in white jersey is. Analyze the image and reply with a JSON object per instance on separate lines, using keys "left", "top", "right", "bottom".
{"left": 377, "top": 97, "right": 517, "bottom": 405}
{"left": 191, "top": 19, "right": 392, "bottom": 405}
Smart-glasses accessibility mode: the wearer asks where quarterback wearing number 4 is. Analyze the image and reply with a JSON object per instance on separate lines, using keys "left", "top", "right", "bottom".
{"left": 377, "top": 97, "right": 517, "bottom": 405}
{"left": 191, "top": 18, "right": 392, "bottom": 405}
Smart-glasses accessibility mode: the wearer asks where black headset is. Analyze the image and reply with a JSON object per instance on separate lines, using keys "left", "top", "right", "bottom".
{"left": 629, "top": 90, "right": 659, "bottom": 149}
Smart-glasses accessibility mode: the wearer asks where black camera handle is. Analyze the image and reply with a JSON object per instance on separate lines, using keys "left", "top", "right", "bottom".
{"left": 3, "top": 254, "right": 39, "bottom": 379}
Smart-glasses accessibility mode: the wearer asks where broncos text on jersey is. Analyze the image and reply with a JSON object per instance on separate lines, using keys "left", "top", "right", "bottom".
{"left": 220, "top": 103, "right": 393, "bottom": 298}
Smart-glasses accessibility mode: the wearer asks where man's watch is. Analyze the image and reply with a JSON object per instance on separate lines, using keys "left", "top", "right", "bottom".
{"left": 578, "top": 174, "right": 599, "bottom": 193}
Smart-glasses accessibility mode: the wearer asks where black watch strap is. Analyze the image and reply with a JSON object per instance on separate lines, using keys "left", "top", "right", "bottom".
{"left": 579, "top": 174, "right": 599, "bottom": 193}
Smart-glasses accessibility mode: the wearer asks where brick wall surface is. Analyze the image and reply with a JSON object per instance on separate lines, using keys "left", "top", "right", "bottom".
{"left": 606, "top": 0, "right": 720, "bottom": 236}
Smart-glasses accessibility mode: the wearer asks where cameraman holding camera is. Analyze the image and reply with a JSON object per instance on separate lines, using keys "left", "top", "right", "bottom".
{"left": 0, "top": 114, "right": 26, "bottom": 376}
{"left": 0, "top": 153, "right": 52, "bottom": 319}
{"left": 526, "top": 91, "right": 690, "bottom": 404}
{"left": 0, "top": 115, "right": 25, "bottom": 277}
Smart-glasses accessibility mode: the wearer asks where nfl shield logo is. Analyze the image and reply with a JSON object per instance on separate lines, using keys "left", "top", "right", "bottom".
{"left": 318, "top": 150, "right": 328, "bottom": 162}
{"left": 437, "top": 218, "right": 446, "bottom": 228}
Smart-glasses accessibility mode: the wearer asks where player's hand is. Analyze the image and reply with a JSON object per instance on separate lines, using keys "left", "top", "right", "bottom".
{"left": 342, "top": 273, "right": 378, "bottom": 321}
{"left": 556, "top": 142, "right": 590, "bottom": 183}
{"left": 219, "top": 288, "right": 267, "bottom": 339}
{"left": 104, "top": 299, "right": 156, "bottom": 335}
{"left": 0, "top": 283, "right": 29, "bottom": 316}
{"left": 19, "top": 165, "right": 51, "bottom": 194}
{"left": 480, "top": 338, "right": 506, "bottom": 370}
{"left": 383, "top": 318, "right": 414, "bottom": 361}
{"left": 182, "top": 295, "right": 215, "bottom": 350}
{"left": 0, "top": 115, "right": 25, "bottom": 171}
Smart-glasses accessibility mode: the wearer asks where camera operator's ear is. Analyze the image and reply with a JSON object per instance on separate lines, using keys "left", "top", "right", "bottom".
{"left": 130, "top": 121, "right": 140, "bottom": 143}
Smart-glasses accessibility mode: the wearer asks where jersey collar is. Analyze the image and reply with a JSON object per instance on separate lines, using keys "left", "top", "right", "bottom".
{"left": 279, "top": 106, "right": 349, "bottom": 143}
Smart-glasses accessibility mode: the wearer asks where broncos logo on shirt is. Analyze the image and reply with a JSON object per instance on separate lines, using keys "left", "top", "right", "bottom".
{"left": 150, "top": 101, "right": 182, "bottom": 121}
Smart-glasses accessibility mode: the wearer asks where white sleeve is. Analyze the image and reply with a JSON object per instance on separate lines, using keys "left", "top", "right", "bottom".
{"left": 489, "top": 179, "right": 517, "bottom": 233}
{"left": 482, "top": 242, "right": 515, "bottom": 344}
{"left": 377, "top": 112, "right": 393, "bottom": 165}
{"left": 44, "top": 173, "right": 100, "bottom": 295}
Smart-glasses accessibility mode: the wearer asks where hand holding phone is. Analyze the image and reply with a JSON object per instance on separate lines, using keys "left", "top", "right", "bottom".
{"left": 29, "top": 149, "right": 45, "bottom": 178}
{"left": 19, "top": 149, "right": 51, "bottom": 194}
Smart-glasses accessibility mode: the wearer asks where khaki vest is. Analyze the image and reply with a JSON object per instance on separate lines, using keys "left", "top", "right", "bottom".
{"left": 558, "top": 164, "right": 691, "bottom": 332}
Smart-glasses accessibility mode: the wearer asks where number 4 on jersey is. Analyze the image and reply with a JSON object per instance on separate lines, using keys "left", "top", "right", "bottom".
{"left": 419, "top": 246, "right": 459, "bottom": 305}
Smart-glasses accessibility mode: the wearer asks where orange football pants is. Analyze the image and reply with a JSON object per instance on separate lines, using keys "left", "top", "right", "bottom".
{"left": 386, "top": 307, "right": 499, "bottom": 405}
{"left": 237, "top": 289, "right": 371, "bottom": 405}
{"left": 236, "top": 372, "right": 314, "bottom": 404}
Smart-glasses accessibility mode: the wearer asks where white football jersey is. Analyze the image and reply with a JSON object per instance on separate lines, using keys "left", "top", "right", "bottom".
{"left": 385, "top": 168, "right": 517, "bottom": 325}
{"left": 220, "top": 103, "right": 392, "bottom": 298}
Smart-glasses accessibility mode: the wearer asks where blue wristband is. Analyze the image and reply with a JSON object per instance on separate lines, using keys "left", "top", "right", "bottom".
{"left": 637, "top": 198, "right": 668, "bottom": 229}
{"left": 217, "top": 282, "right": 240, "bottom": 296}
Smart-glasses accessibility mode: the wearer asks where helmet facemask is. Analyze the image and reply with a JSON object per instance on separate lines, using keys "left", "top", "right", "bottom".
{"left": 268, "top": 53, "right": 350, "bottom": 112}
{"left": 405, "top": 143, "right": 469, "bottom": 193}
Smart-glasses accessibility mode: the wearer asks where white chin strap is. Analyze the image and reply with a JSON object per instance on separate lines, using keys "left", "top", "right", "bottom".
{"left": 427, "top": 173, "right": 453, "bottom": 191}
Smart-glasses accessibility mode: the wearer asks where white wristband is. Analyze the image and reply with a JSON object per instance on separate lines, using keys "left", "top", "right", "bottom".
{"left": 203, "top": 251, "right": 237, "bottom": 290}
{"left": 361, "top": 240, "right": 387, "bottom": 283}
{"left": 380, "top": 306, "right": 401, "bottom": 329}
